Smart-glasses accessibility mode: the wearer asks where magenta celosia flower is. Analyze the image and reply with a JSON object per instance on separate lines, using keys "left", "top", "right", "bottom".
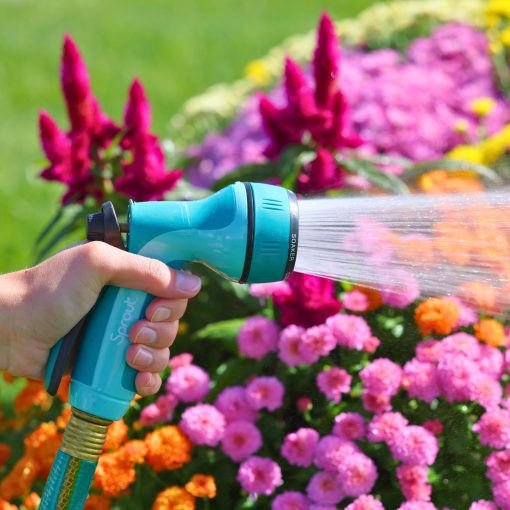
{"left": 380, "top": 270, "right": 420, "bottom": 308}
{"left": 39, "top": 110, "right": 71, "bottom": 165}
{"left": 317, "top": 367, "right": 352, "bottom": 403}
{"left": 165, "top": 364, "right": 210, "bottom": 402}
{"left": 361, "top": 391, "right": 392, "bottom": 414}
{"left": 332, "top": 413, "right": 366, "bottom": 441}
{"left": 436, "top": 353, "right": 479, "bottom": 402}
{"left": 338, "top": 452, "right": 378, "bottom": 497}
{"left": 367, "top": 412, "right": 409, "bottom": 444}
{"left": 441, "top": 332, "right": 481, "bottom": 360}
{"left": 469, "top": 373, "right": 502, "bottom": 410}
{"left": 343, "top": 290, "right": 370, "bottom": 312}
{"left": 237, "top": 316, "right": 280, "bottom": 360}
{"left": 390, "top": 426, "right": 439, "bottom": 466}
{"left": 278, "top": 325, "right": 307, "bottom": 366}
{"left": 344, "top": 495, "right": 385, "bottom": 510}
{"left": 214, "top": 386, "right": 259, "bottom": 423}
{"left": 360, "top": 358, "right": 402, "bottom": 396}
{"left": 179, "top": 404, "right": 226, "bottom": 446}
{"left": 245, "top": 376, "right": 284, "bottom": 411}
{"left": 493, "top": 481, "right": 510, "bottom": 510}
{"left": 396, "top": 464, "right": 431, "bottom": 502}
{"left": 486, "top": 449, "right": 510, "bottom": 484}
{"left": 473, "top": 409, "right": 510, "bottom": 449}
{"left": 221, "top": 421, "right": 262, "bottom": 462}
{"left": 397, "top": 503, "right": 438, "bottom": 510}
{"left": 237, "top": 456, "right": 283, "bottom": 496}
{"left": 307, "top": 471, "right": 344, "bottom": 505}
{"left": 271, "top": 491, "right": 309, "bottom": 510}
{"left": 299, "top": 324, "right": 337, "bottom": 363}
{"left": 169, "top": 353, "right": 193, "bottom": 370}
{"left": 123, "top": 78, "right": 152, "bottom": 147}
{"left": 281, "top": 427, "right": 320, "bottom": 467}
{"left": 326, "top": 314, "right": 372, "bottom": 350}
{"left": 469, "top": 501, "right": 497, "bottom": 510}
{"left": 401, "top": 359, "right": 441, "bottom": 403}
{"left": 314, "top": 435, "right": 359, "bottom": 472}
{"left": 298, "top": 148, "right": 345, "bottom": 193}
{"left": 415, "top": 340, "right": 442, "bottom": 363}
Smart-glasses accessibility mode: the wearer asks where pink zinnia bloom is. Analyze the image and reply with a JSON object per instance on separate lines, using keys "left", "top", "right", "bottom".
{"left": 344, "top": 495, "right": 385, "bottom": 510}
{"left": 299, "top": 325, "right": 336, "bottom": 363}
{"left": 272, "top": 491, "right": 309, "bottom": 510}
{"left": 246, "top": 376, "right": 284, "bottom": 411}
{"left": 166, "top": 364, "right": 210, "bottom": 402}
{"left": 281, "top": 428, "right": 320, "bottom": 467}
{"left": 237, "top": 316, "right": 280, "bottom": 360}
{"left": 215, "top": 386, "right": 258, "bottom": 423}
{"left": 415, "top": 340, "right": 442, "bottom": 363}
{"left": 361, "top": 391, "right": 392, "bottom": 414}
{"left": 487, "top": 449, "right": 510, "bottom": 484}
{"left": 367, "top": 412, "right": 409, "bottom": 444}
{"left": 179, "top": 404, "right": 226, "bottom": 447}
{"left": 402, "top": 359, "right": 440, "bottom": 403}
{"left": 338, "top": 452, "right": 378, "bottom": 497}
{"left": 390, "top": 426, "right": 439, "bottom": 466}
{"left": 317, "top": 367, "right": 352, "bottom": 403}
{"left": 169, "top": 353, "right": 193, "bottom": 369}
{"left": 479, "top": 344, "right": 504, "bottom": 379}
{"left": 493, "top": 481, "right": 510, "bottom": 510}
{"left": 364, "top": 336, "right": 381, "bottom": 354}
{"left": 441, "top": 332, "right": 481, "bottom": 360}
{"left": 343, "top": 290, "right": 369, "bottom": 312}
{"left": 360, "top": 358, "right": 402, "bottom": 396}
{"left": 326, "top": 314, "right": 372, "bottom": 350}
{"left": 446, "top": 296, "right": 478, "bottom": 327}
{"left": 221, "top": 421, "right": 262, "bottom": 462}
{"left": 314, "top": 435, "right": 359, "bottom": 472}
{"left": 396, "top": 464, "right": 431, "bottom": 501}
{"left": 473, "top": 409, "right": 510, "bottom": 449}
{"left": 278, "top": 325, "right": 307, "bottom": 367}
{"left": 332, "top": 413, "right": 366, "bottom": 441}
{"left": 397, "top": 503, "right": 437, "bottom": 510}
{"left": 237, "top": 456, "right": 283, "bottom": 496}
{"left": 140, "top": 403, "right": 163, "bottom": 427}
{"left": 307, "top": 471, "right": 344, "bottom": 505}
{"left": 469, "top": 500, "right": 497, "bottom": 510}
{"left": 437, "top": 353, "right": 479, "bottom": 402}
{"left": 469, "top": 373, "right": 502, "bottom": 409}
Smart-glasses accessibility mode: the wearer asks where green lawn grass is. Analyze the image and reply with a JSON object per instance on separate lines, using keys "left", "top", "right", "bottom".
{"left": 0, "top": 0, "right": 380, "bottom": 273}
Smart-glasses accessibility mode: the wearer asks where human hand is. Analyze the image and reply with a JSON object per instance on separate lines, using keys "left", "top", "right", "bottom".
{"left": 0, "top": 241, "right": 201, "bottom": 396}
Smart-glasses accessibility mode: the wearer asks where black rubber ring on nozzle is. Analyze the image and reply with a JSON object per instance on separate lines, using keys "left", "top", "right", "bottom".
{"left": 283, "top": 190, "right": 299, "bottom": 280}
{"left": 239, "top": 182, "right": 255, "bottom": 284}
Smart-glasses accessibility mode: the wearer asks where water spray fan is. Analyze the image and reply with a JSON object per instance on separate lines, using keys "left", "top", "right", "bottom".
{"left": 40, "top": 182, "right": 298, "bottom": 509}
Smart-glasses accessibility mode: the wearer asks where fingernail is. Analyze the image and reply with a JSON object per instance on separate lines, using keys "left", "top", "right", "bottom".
{"left": 176, "top": 272, "right": 201, "bottom": 293}
{"left": 132, "top": 347, "right": 153, "bottom": 367}
{"left": 134, "top": 327, "right": 157, "bottom": 344}
{"left": 151, "top": 307, "right": 171, "bottom": 322}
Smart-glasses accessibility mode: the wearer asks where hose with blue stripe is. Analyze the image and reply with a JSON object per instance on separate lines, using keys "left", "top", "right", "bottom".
{"left": 40, "top": 409, "right": 111, "bottom": 510}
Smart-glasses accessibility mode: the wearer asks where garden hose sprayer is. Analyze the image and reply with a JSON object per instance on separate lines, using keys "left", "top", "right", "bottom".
{"left": 40, "top": 182, "right": 299, "bottom": 509}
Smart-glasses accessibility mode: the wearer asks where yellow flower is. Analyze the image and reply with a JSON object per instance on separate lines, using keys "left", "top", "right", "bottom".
{"left": 479, "top": 124, "right": 510, "bottom": 164}
{"left": 244, "top": 59, "right": 270, "bottom": 87}
{"left": 486, "top": 0, "right": 510, "bottom": 18}
{"left": 470, "top": 97, "right": 496, "bottom": 117}
{"left": 501, "top": 27, "right": 510, "bottom": 46}
{"left": 447, "top": 145, "right": 484, "bottom": 164}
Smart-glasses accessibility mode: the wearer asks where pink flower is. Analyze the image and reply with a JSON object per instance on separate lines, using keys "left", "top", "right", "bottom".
{"left": 469, "top": 500, "right": 497, "bottom": 510}
{"left": 140, "top": 403, "right": 163, "bottom": 427}
{"left": 310, "top": 506, "right": 337, "bottom": 510}
{"left": 446, "top": 296, "right": 478, "bottom": 327}
{"left": 314, "top": 435, "right": 359, "bottom": 471}
{"left": 166, "top": 364, "right": 210, "bottom": 402}
{"left": 437, "top": 353, "right": 479, "bottom": 402}
{"left": 416, "top": 340, "right": 442, "bottom": 363}
{"left": 297, "top": 396, "right": 313, "bottom": 412}
{"left": 281, "top": 428, "right": 320, "bottom": 467}
{"left": 332, "top": 413, "right": 366, "bottom": 441}
{"left": 237, "top": 456, "right": 283, "bottom": 496}
{"left": 221, "top": 421, "right": 262, "bottom": 462}
{"left": 154, "top": 393, "right": 178, "bottom": 422}
{"left": 317, "top": 367, "right": 352, "bottom": 403}
{"left": 39, "top": 110, "right": 71, "bottom": 165}
{"left": 298, "top": 148, "right": 344, "bottom": 193}
{"left": 361, "top": 391, "right": 392, "bottom": 414}
{"left": 299, "top": 325, "right": 336, "bottom": 363}
{"left": 441, "top": 332, "right": 481, "bottom": 360}
{"left": 390, "top": 426, "right": 439, "bottom": 466}
{"left": 326, "top": 314, "right": 372, "bottom": 350}
{"left": 487, "top": 449, "right": 510, "bottom": 484}
{"left": 396, "top": 464, "right": 431, "bottom": 501}
{"left": 422, "top": 420, "right": 443, "bottom": 436}
{"left": 215, "top": 386, "right": 258, "bottom": 423}
{"left": 250, "top": 282, "right": 289, "bottom": 298}
{"left": 344, "top": 495, "right": 385, "bottom": 510}
{"left": 360, "top": 358, "right": 402, "bottom": 396}
{"left": 307, "top": 471, "right": 344, "bottom": 505}
{"left": 169, "top": 353, "right": 193, "bottom": 369}
{"left": 493, "top": 481, "right": 510, "bottom": 510}
{"left": 338, "top": 452, "right": 378, "bottom": 497}
{"left": 473, "top": 409, "right": 510, "bottom": 449}
{"left": 237, "top": 316, "right": 280, "bottom": 360}
{"left": 367, "top": 412, "right": 408, "bottom": 444}
{"left": 469, "top": 373, "right": 502, "bottom": 409}
{"left": 179, "top": 404, "right": 226, "bottom": 446}
{"left": 246, "top": 376, "right": 284, "bottom": 411}
{"left": 343, "top": 290, "right": 369, "bottom": 312}
{"left": 479, "top": 345, "right": 504, "bottom": 379}
{"left": 279, "top": 325, "right": 307, "bottom": 366}
{"left": 272, "top": 491, "right": 309, "bottom": 510}
{"left": 364, "top": 336, "right": 381, "bottom": 353}
{"left": 402, "top": 359, "right": 440, "bottom": 403}
{"left": 397, "top": 503, "right": 437, "bottom": 510}
{"left": 123, "top": 78, "right": 151, "bottom": 146}
{"left": 380, "top": 270, "right": 420, "bottom": 308}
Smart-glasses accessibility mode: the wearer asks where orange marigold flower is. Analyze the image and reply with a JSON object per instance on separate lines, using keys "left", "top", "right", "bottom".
{"left": 0, "top": 455, "right": 40, "bottom": 500}
{"left": 185, "top": 474, "right": 216, "bottom": 499}
{"left": 2, "top": 372, "right": 15, "bottom": 383}
{"left": 56, "top": 407, "right": 72, "bottom": 430}
{"left": 103, "top": 419, "right": 128, "bottom": 452}
{"left": 419, "top": 169, "right": 483, "bottom": 195}
{"left": 24, "top": 422, "right": 62, "bottom": 479}
{"left": 415, "top": 297, "right": 460, "bottom": 336}
{"left": 116, "top": 440, "right": 147, "bottom": 464}
{"left": 22, "top": 492, "right": 41, "bottom": 509}
{"left": 56, "top": 375, "right": 71, "bottom": 403}
{"left": 0, "top": 444, "right": 11, "bottom": 467}
{"left": 152, "top": 486, "right": 195, "bottom": 510}
{"left": 0, "top": 499, "right": 18, "bottom": 510}
{"left": 475, "top": 318, "right": 507, "bottom": 347}
{"left": 14, "top": 380, "right": 51, "bottom": 414}
{"left": 93, "top": 452, "right": 135, "bottom": 497}
{"left": 84, "top": 494, "right": 111, "bottom": 510}
{"left": 461, "top": 280, "right": 498, "bottom": 312}
{"left": 145, "top": 426, "right": 192, "bottom": 472}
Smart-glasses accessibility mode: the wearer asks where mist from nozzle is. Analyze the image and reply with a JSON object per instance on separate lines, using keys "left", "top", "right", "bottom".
{"left": 294, "top": 190, "right": 510, "bottom": 311}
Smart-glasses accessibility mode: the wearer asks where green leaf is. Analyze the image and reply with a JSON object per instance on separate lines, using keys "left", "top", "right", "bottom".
{"left": 212, "top": 162, "right": 278, "bottom": 191}
{"left": 211, "top": 358, "right": 255, "bottom": 398}
{"left": 193, "top": 318, "right": 245, "bottom": 353}
{"left": 34, "top": 207, "right": 65, "bottom": 246}
{"left": 339, "top": 157, "right": 410, "bottom": 194}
